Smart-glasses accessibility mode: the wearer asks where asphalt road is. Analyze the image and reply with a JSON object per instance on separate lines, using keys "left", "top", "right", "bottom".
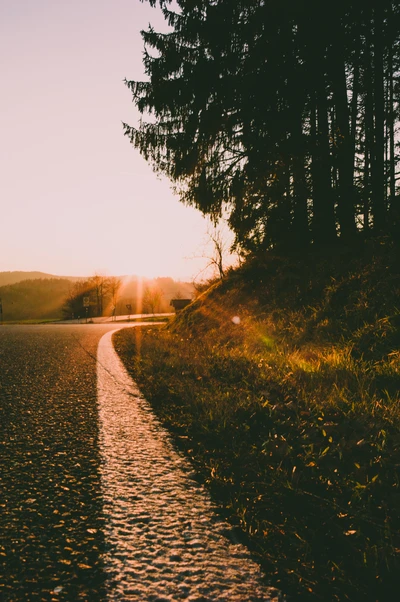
{"left": 0, "top": 324, "right": 128, "bottom": 601}
{"left": 0, "top": 324, "right": 282, "bottom": 602}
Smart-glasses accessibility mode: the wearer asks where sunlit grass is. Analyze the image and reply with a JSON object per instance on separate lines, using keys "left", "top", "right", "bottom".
{"left": 114, "top": 246, "right": 400, "bottom": 601}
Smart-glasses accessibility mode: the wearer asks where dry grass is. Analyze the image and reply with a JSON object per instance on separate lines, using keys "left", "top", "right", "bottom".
{"left": 114, "top": 242, "right": 400, "bottom": 601}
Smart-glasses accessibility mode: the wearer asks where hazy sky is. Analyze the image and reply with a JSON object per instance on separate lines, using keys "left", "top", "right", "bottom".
{"left": 1, "top": 0, "right": 223, "bottom": 280}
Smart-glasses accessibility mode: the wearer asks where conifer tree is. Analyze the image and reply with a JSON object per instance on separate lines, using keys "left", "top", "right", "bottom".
{"left": 125, "top": 0, "right": 400, "bottom": 251}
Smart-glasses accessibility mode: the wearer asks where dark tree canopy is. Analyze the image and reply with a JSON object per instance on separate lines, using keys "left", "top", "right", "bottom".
{"left": 124, "top": 0, "right": 400, "bottom": 253}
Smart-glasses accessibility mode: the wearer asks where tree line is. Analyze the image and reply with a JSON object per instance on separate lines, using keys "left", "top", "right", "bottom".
{"left": 124, "top": 0, "right": 400, "bottom": 253}
{"left": 63, "top": 275, "right": 194, "bottom": 318}
{"left": 63, "top": 275, "right": 122, "bottom": 319}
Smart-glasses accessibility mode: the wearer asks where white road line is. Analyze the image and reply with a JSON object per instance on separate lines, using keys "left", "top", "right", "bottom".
{"left": 97, "top": 330, "right": 283, "bottom": 601}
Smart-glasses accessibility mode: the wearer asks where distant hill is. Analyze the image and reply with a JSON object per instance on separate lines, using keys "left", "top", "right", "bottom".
{"left": 0, "top": 278, "right": 72, "bottom": 321}
{"left": 0, "top": 271, "right": 81, "bottom": 287}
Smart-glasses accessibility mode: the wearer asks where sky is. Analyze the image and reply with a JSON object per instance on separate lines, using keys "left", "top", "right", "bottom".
{"left": 0, "top": 0, "right": 231, "bottom": 281}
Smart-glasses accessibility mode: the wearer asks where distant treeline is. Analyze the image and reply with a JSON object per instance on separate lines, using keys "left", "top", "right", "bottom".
{"left": 0, "top": 273, "right": 193, "bottom": 322}
{"left": 117, "top": 276, "right": 193, "bottom": 315}
{"left": 63, "top": 275, "right": 193, "bottom": 319}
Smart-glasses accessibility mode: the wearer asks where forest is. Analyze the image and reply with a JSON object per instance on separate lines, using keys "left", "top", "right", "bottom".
{"left": 124, "top": 0, "right": 400, "bottom": 253}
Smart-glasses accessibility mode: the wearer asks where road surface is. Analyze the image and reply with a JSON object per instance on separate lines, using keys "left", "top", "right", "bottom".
{"left": 0, "top": 324, "right": 283, "bottom": 601}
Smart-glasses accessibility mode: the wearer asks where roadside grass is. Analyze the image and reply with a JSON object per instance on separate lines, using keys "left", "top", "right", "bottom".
{"left": 116, "top": 316, "right": 171, "bottom": 323}
{"left": 114, "top": 242, "right": 400, "bottom": 601}
{"left": 1, "top": 318, "right": 63, "bottom": 325}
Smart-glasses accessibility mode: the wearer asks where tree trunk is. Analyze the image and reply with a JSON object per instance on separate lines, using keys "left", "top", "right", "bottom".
{"left": 363, "top": 21, "right": 374, "bottom": 233}
{"left": 289, "top": 88, "right": 310, "bottom": 249}
{"left": 286, "top": 16, "right": 310, "bottom": 251}
{"left": 311, "top": 85, "right": 337, "bottom": 246}
{"left": 330, "top": 106, "right": 338, "bottom": 197}
{"left": 291, "top": 145, "right": 310, "bottom": 250}
{"left": 387, "top": 6, "right": 397, "bottom": 225}
{"left": 350, "top": 37, "right": 361, "bottom": 184}
{"left": 371, "top": 2, "right": 386, "bottom": 232}
{"left": 329, "top": 16, "right": 357, "bottom": 242}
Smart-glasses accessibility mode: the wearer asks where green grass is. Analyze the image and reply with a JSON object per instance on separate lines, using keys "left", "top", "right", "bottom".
{"left": 114, "top": 241, "right": 400, "bottom": 601}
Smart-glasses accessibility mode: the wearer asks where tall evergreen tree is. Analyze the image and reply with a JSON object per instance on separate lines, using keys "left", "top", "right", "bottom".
{"left": 125, "top": 0, "right": 400, "bottom": 252}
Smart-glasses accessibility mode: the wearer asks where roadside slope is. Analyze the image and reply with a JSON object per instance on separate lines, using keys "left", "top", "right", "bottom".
{"left": 114, "top": 241, "right": 400, "bottom": 601}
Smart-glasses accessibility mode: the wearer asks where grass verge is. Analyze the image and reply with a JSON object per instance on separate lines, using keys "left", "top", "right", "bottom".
{"left": 1, "top": 318, "right": 64, "bottom": 325}
{"left": 114, "top": 242, "right": 400, "bottom": 601}
{"left": 115, "top": 316, "right": 171, "bottom": 323}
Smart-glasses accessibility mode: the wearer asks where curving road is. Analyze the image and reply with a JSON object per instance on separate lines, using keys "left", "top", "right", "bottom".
{"left": 0, "top": 325, "right": 283, "bottom": 601}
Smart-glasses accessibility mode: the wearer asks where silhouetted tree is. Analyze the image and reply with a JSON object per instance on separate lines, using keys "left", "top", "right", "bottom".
{"left": 124, "top": 0, "right": 400, "bottom": 251}
{"left": 142, "top": 286, "right": 163, "bottom": 314}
